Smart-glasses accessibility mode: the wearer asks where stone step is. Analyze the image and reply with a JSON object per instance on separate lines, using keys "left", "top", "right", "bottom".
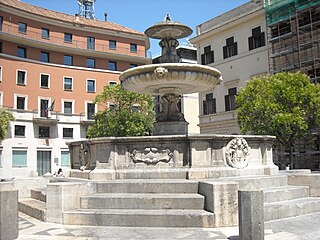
{"left": 18, "top": 198, "right": 46, "bottom": 221}
{"left": 63, "top": 209, "right": 215, "bottom": 227}
{"left": 220, "top": 175, "right": 288, "bottom": 189}
{"left": 30, "top": 188, "right": 46, "bottom": 202}
{"left": 264, "top": 197, "right": 320, "bottom": 221}
{"left": 95, "top": 179, "right": 199, "bottom": 194}
{"left": 263, "top": 186, "right": 309, "bottom": 203}
{"left": 80, "top": 193, "right": 204, "bottom": 210}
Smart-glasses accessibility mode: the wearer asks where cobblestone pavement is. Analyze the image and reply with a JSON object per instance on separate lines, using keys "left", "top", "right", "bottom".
{"left": 17, "top": 212, "right": 320, "bottom": 240}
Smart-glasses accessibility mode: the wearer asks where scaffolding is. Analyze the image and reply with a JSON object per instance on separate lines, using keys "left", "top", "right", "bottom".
{"left": 77, "top": 0, "right": 96, "bottom": 19}
{"left": 265, "top": 0, "right": 320, "bottom": 82}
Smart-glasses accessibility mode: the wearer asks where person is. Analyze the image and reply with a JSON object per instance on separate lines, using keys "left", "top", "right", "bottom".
{"left": 54, "top": 168, "right": 64, "bottom": 177}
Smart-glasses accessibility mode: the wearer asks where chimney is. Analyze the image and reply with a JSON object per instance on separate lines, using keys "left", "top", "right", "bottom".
{"left": 75, "top": 13, "right": 80, "bottom": 22}
{"left": 104, "top": 12, "right": 108, "bottom": 21}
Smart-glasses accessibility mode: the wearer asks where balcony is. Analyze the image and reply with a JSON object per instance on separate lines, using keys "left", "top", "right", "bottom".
{"left": 32, "top": 110, "right": 59, "bottom": 125}
{"left": 80, "top": 113, "right": 94, "bottom": 126}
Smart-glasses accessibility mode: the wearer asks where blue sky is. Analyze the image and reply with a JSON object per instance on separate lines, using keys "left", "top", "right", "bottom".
{"left": 22, "top": 0, "right": 249, "bottom": 56}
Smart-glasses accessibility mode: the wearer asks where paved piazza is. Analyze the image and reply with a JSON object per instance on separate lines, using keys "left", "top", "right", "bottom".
{"left": 17, "top": 212, "right": 320, "bottom": 240}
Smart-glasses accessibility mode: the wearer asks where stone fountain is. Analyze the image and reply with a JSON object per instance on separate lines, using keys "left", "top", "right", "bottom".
{"left": 120, "top": 15, "right": 222, "bottom": 135}
{"left": 68, "top": 16, "right": 278, "bottom": 180}
{"left": 39, "top": 16, "right": 284, "bottom": 229}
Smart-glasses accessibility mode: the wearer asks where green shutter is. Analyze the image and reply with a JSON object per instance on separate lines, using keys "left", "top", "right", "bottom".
{"left": 61, "top": 151, "right": 70, "bottom": 166}
{"left": 12, "top": 150, "right": 27, "bottom": 167}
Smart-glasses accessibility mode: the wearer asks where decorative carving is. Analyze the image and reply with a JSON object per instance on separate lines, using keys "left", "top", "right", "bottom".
{"left": 130, "top": 147, "right": 173, "bottom": 165}
{"left": 225, "top": 138, "right": 250, "bottom": 169}
{"left": 79, "top": 142, "right": 91, "bottom": 171}
{"left": 157, "top": 93, "right": 185, "bottom": 122}
{"left": 154, "top": 67, "right": 168, "bottom": 80}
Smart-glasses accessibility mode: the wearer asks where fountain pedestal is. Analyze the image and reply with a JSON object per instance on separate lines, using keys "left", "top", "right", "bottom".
{"left": 153, "top": 121, "right": 189, "bottom": 135}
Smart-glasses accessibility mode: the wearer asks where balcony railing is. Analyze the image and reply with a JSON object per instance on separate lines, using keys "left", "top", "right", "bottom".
{"left": 32, "top": 110, "right": 59, "bottom": 125}
{"left": 1, "top": 22, "right": 147, "bottom": 57}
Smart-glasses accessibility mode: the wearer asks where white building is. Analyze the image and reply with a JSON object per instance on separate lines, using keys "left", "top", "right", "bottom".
{"left": 191, "top": 0, "right": 269, "bottom": 134}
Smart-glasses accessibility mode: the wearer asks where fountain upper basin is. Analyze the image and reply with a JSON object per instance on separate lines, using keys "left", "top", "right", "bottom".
{"left": 120, "top": 63, "right": 222, "bottom": 96}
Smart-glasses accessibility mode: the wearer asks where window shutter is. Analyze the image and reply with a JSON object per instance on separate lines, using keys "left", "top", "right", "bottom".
{"left": 201, "top": 54, "right": 205, "bottom": 65}
{"left": 261, "top": 32, "right": 266, "bottom": 47}
{"left": 223, "top": 46, "right": 227, "bottom": 59}
{"left": 249, "top": 37, "right": 254, "bottom": 51}
{"left": 210, "top": 51, "right": 214, "bottom": 63}
{"left": 203, "top": 101, "right": 208, "bottom": 115}
{"left": 225, "top": 95, "right": 230, "bottom": 111}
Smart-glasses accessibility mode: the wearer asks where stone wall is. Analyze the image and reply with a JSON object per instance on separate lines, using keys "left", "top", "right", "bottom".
{"left": 68, "top": 134, "right": 278, "bottom": 180}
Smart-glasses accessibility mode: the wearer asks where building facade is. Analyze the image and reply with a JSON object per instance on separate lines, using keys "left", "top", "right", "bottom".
{"left": 191, "top": 0, "right": 320, "bottom": 170}
{"left": 191, "top": 0, "right": 268, "bottom": 134}
{"left": 0, "top": 0, "right": 150, "bottom": 178}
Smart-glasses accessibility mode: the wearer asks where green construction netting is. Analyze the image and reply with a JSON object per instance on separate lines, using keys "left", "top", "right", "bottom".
{"left": 265, "top": 0, "right": 320, "bottom": 25}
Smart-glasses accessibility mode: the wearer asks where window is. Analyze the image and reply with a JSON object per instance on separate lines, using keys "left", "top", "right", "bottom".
{"left": 130, "top": 64, "right": 138, "bottom": 68}
{"left": 40, "top": 51, "right": 50, "bottom": 63}
{"left": 109, "top": 40, "right": 116, "bottom": 49}
{"left": 223, "top": 37, "right": 238, "bottom": 59}
{"left": 130, "top": 43, "right": 137, "bottom": 53}
{"left": 41, "top": 28, "right": 49, "bottom": 39}
{"left": 64, "top": 77, "right": 72, "bottom": 91}
{"left": 12, "top": 150, "right": 27, "bottom": 167}
{"left": 61, "top": 151, "right": 70, "bottom": 166}
{"left": 17, "top": 47, "right": 26, "bottom": 58}
{"left": 108, "top": 61, "right": 117, "bottom": 71}
{"left": 0, "top": 42, "right": 2, "bottom": 53}
{"left": 248, "top": 26, "right": 265, "bottom": 51}
{"left": 64, "top": 33, "right": 72, "bottom": 43}
{"left": 271, "top": 22, "right": 291, "bottom": 38}
{"left": 40, "top": 99, "right": 49, "bottom": 117}
{"left": 64, "top": 55, "right": 73, "bottom": 66}
{"left": 0, "top": 66, "right": 2, "bottom": 82}
{"left": 18, "top": 22, "right": 27, "bottom": 33}
{"left": 201, "top": 46, "right": 214, "bottom": 65}
{"left": 39, "top": 126, "right": 50, "bottom": 138}
{"left": 86, "top": 58, "right": 95, "bottom": 68}
{"left": 63, "top": 101, "right": 73, "bottom": 114}
{"left": 40, "top": 74, "right": 49, "bottom": 88}
{"left": 203, "top": 93, "right": 216, "bottom": 115}
{"left": 87, "top": 36, "right": 95, "bottom": 50}
{"left": 225, "top": 87, "right": 237, "bottom": 111}
{"left": 63, "top": 128, "right": 73, "bottom": 138}
{"left": 16, "top": 96, "right": 26, "bottom": 110}
{"left": 17, "top": 70, "right": 26, "bottom": 85}
{"left": 0, "top": 16, "right": 3, "bottom": 31}
{"left": 14, "top": 125, "right": 25, "bottom": 137}
{"left": 109, "top": 81, "right": 117, "bottom": 86}
{"left": 87, "top": 103, "right": 95, "bottom": 120}
{"left": 87, "top": 80, "right": 95, "bottom": 93}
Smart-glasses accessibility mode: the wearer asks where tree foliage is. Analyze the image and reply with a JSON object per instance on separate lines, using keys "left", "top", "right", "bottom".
{"left": 236, "top": 72, "right": 320, "bottom": 166}
{"left": 0, "top": 108, "right": 14, "bottom": 141}
{"left": 87, "top": 84, "right": 155, "bottom": 137}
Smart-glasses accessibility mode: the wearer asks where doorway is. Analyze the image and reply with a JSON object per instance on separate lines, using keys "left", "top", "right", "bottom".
{"left": 37, "top": 151, "right": 51, "bottom": 175}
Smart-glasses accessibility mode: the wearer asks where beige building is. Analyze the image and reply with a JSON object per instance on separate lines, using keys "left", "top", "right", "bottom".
{"left": 191, "top": 0, "right": 269, "bottom": 134}
{"left": 0, "top": 0, "right": 150, "bottom": 178}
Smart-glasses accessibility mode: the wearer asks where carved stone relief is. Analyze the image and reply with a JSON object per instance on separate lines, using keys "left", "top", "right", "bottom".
{"left": 130, "top": 147, "right": 173, "bottom": 165}
{"left": 225, "top": 138, "right": 250, "bottom": 169}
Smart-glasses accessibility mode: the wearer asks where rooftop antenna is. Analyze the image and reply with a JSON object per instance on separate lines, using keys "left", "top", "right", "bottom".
{"left": 77, "top": 0, "right": 96, "bottom": 19}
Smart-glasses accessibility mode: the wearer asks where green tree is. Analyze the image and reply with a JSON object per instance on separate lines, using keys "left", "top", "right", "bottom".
{"left": 236, "top": 72, "right": 320, "bottom": 168}
{"left": 0, "top": 108, "right": 14, "bottom": 141}
{"left": 87, "top": 84, "right": 155, "bottom": 137}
